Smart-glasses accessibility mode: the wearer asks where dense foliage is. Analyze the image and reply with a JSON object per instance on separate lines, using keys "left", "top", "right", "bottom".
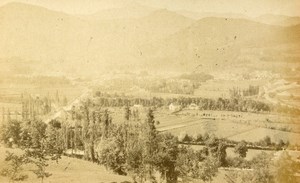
{"left": 0, "top": 101, "right": 299, "bottom": 183}
{"left": 0, "top": 119, "right": 62, "bottom": 183}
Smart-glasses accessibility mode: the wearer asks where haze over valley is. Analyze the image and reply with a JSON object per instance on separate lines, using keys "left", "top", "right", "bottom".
{"left": 0, "top": 1, "right": 300, "bottom": 183}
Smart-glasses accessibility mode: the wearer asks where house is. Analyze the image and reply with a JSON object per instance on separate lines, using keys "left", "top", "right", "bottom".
{"left": 169, "top": 103, "right": 182, "bottom": 112}
{"left": 188, "top": 103, "right": 199, "bottom": 110}
{"left": 133, "top": 104, "right": 143, "bottom": 108}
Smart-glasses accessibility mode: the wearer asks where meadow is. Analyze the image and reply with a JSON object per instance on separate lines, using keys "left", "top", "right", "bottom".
{"left": 154, "top": 109, "right": 300, "bottom": 145}
{"left": 0, "top": 145, "right": 131, "bottom": 183}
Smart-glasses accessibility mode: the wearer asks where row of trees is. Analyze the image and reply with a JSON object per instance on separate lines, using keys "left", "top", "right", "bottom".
{"left": 179, "top": 133, "right": 290, "bottom": 151}
{"left": 93, "top": 91, "right": 300, "bottom": 115}
{"left": 1, "top": 91, "right": 69, "bottom": 124}
{"left": 92, "top": 94, "right": 272, "bottom": 112}
{"left": 229, "top": 85, "right": 260, "bottom": 98}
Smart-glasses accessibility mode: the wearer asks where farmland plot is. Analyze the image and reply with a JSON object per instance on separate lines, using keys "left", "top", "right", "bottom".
{"left": 164, "top": 119, "right": 255, "bottom": 138}
{"left": 228, "top": 127, "right": 300, "bottom": 145}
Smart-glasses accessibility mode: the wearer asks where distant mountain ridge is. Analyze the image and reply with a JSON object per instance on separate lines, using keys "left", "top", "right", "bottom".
{"left": 255, "top": 14, "right": 300, "bottom": 26}
{"left": 0, "top": 2, "right": 299, "bottom": 75}
{"left": 176, "top": 10, "right": 250, "bottom": 20}
{"left": 84, "top": 2, "right": 155, "bottom": 19}
{"left": 139, "top": 17, "right": 300, "bottom": 71}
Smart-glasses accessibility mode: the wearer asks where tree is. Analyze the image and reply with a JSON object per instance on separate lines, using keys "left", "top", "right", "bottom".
{"left": 19, "top": 120, "right": 61, "bottom": 183}
{"left": 154, "top": 133, "right": 179, "bottom": 183}
{"left": 142, "top": 109, "right": 158, "bottom": 182}
{"left": 234, "top": 151, "right": 299, "bottom": 183}
{"left": 179, "top": 132, "right": 192, "bottom": 143}
{"left": 95, "top": 137, "right": 126, "bottom": 175}
{"left": 124, "top": 105, "right": 131, "bottom": 121}
{"left": 205, "top": 136, "right": 219, "bottom": 155}
{"left": 217, "top": 141, "right": 227, "bottom": 167}
{"left": 0, "top": 151, "right": 28, "bottom": 182}
{"left": 226, "top": 156, "right": 251, "bottom": 169}
{"left": 24, "top": 125, "right": 62, "bottom": 183}
{"left": 274, "top": 151, "right": 299, "bottom": 183}
{"left": 25, "top": 148, "right": 53, "bottom": 183}
{"left": 205, "top": 136, "right": 227, "bottom": 166}
{"left": 102, "top": 109, "right": 112, "bottom": 138}
{"left": 0, "top": 120, "right": 22, "bottom": 147}
{"left": 45, "top": 120, "right": 63, "bottom": 156}
{"left": 224, "top": 169, "right": 253, "bottom": 183}
{"left": 234, "top": 141, "right": 248, "bottom": 158}
{"left": 249, "top": 152, "right": 274, "bottom": 183}
{"left": 198, "top": 157, "right": 219, "bottom": 183}
{"left": 20, "top": 120, "right": 47, "bottom": 149}
{"left": 126, "top": 136, "right": 145, "bottom": 183}
{"left": 264, "top": 136, "right": 271, "bottom": 146}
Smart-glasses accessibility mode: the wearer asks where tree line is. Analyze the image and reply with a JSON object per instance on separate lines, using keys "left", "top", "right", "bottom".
{"left": 1, "top": 91, "right": 68, "bottom": 123}
{"left": 1, "top": 103, "right": 299, "bottom": 182}
{"left": 94, "top": 92, "right": 271, "bottom": 112}
{"left": 179, "top": 133, "right": 291, "bottom": 151}
{"left": 93, "top": 91, "right": 300, "bottom": 115}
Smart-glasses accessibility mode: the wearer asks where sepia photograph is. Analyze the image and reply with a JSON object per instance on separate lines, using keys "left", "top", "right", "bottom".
{"left": 0, "top": 0, "right": 300, "bottom": 182}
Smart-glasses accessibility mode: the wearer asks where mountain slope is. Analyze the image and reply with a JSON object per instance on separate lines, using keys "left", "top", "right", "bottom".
{"left": 0, "top": 3, "right": 193, "bottom": 75}
{"left": 0, "top": 3, "right": 94, "bottom": 62}
{"left": 176, "top": 10, "right": 249, "bottom": 20}
{"left": 0, "top": 3, "right": 299, "bottom": 74}
{"left": 86, "top": 2, "right": 154, "bottom": 19}
{"left": 131, "top": 9, "right": 194, "bottom": 41}
{"left": 139, "top": 17, "right": 300, "bottom": 71}
{"left": 255, "top": 14, "right": 300, "bottom": 26}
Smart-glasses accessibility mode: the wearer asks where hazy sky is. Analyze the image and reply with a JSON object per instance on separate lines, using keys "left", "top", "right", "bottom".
{"left": 0, "top": 0, "right": 300, "bottom": 17}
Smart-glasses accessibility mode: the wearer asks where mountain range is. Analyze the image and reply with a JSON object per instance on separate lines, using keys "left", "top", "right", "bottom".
{"left": 0, "top": 2, "right": 299, "bottom": 76}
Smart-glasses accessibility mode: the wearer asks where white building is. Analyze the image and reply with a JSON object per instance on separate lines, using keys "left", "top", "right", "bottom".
{"left": 188, "top": 103, "right": 199, "bottom": 110}
{"left": 169, "top": 103, "right": 182, "bottom": 112}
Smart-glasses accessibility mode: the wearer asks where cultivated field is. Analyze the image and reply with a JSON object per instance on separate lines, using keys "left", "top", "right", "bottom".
{"left": 154, "top": 109, "right": 300, "bottom": 145}
{"left": 228, "top": 127, "right": 300, "bottom": 145}
{"left": 193, "top": 79, "right": 267, "bottom": 99}
{"left": 106, "top": 106, "right": 300, "bottom": 145}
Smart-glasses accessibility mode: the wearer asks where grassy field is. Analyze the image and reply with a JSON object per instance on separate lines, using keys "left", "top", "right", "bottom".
{"left": 193, "top": 79, "right": 267, "bottom": 99}
{"left": 95, "top": 106, "right": 300, "bottom": 146}
{"left": 163, "top": 120, "right": 255, "bottom": 138}
{"left": 154, "top": 109, "right": 300, "bottom": 145}
{"left": 109, "top": 107, "right": 300, "bottom": 145}
{"left": 0, "top": 146, "right": 131, "bottom": 183}
{"left": 228, "top": 127, "right": 300, "bottom": 145}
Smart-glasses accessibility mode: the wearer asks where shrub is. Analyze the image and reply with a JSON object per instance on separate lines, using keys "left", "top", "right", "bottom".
{"left": 234, "top": 141, "right": 248, "bottom": 158}
{"left": 226, "top": 156, "right": 251, "bottom": 169}
{"left": 0, "top": 120, "right": 22, "bottom": 147}
{"left": 0, "top": 151, "right": 29, "bottom": 182}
